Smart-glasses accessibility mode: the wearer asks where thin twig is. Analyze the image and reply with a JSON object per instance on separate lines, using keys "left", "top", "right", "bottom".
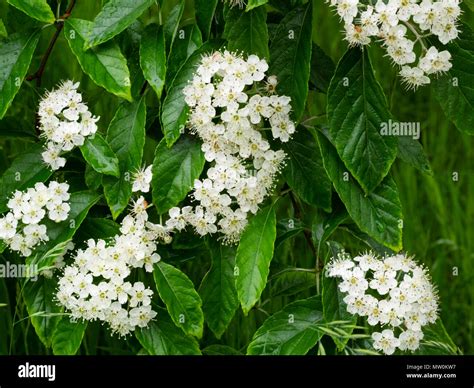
{"left": 26, "top": 0, "right": 76, "bottom": 87}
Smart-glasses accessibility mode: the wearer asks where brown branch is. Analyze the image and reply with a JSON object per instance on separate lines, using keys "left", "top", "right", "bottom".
{"left": 26, "top": 0, "right": 77, "bottom": 87}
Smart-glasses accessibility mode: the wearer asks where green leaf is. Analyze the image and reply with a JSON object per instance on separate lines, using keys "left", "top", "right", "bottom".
{"left": 247, "top": 296, "right": 324, "bottom": 355}
{"left": 464, "top": 0, "right": 474, "bottom": 11}
{"left": 86, "top": 0, "right": 155, "bottom": 48}
{"left": 310, "top": 43, "right": 335, "bottom": 94}
{"left": 84, "top": 164, "right": 102, "bottom": 191}
{"left": 164, "top": 0, "right": 184, "bottom": 50}
{"left": 103, "top": 98, "right": 146, "bottom": 219}
{"left": 161, "top": 41, "right": 222, "bottom": 147}
{"left": 23, "top": 277, "right": 62, "bottom": 348}
{"left": 224, "top": 5, "right": 269, "bottom": 59}
{"left": 246, "top": 0, "right": 268, "bottom": 11}
{"left": 322, "top": 274, "right": 356, "bottom": 350}
{"left": 433, "top": 24, "right": 474, "bottom": 135}
{"left": 397, "top": 136, "right": 432, "bottom": 175}
{"left": 312, "top": 209, "right": 348, "bottom": 255}
{"left": 202, "top": 344, "right": 242, "bottom": 355}
{"left": 27, "top": 240, "right": 72, "bottom": 274}
{"left": 275, "top": 218, "right": 304, "bottom": 248}
{"left": 0, "top": 19, "right": 7, "bottom": 38}
{"left": 199, "top": 239, "right": 239, "bottom": 339}
{"left": 0, "top": 30, "right": 40, "bottom": 119}
{"left": 64, "top": 19, "right": 132, "bottom": 101}
{"left": 136, "top": 307, "right": 201, "bottom": 355}
{"left": 0, "top": 240, "right": 6, "bottom": 254}
{"left": 80, "top": 133, "right": 120, "bottom": 178}
{"left": 270, "top": 271, "right": 316, "bottom": 298}
{"left": 317, "top": 131, "right": 403, "bottom": 251}
{"left": 139, "top": 24, "right": 166, "bottom": 99}
{"left": 235, "top": 205, "right": 276, "bottom": 315}
{"left": 7, "top": 0, "right": 55, "bottom": 23}
{"left": 269, "top": 3, "right": 312, "bottom": 121}
{"left": 33, "top": 191, "right": 101, "bottom": 256}
{"left": 282, "top": 128, "right": 332, "bottom": 211}
{"left": 153, "top": 261, "right": 204, "bottom": 338}
{"left": 52, "top": 318, "right": 87, "bottom": 355}
{"left": 76, "top": 218, "right": 121, "bottom": 241}
{"left": 327, "top": 48, "right": 398, "bottom": 193}
{"left": 151, "top": 135, "right": 205, "bottom": 215}
{"left": 166, "top": 24, "right": 203, "bottom": 85}
{"left": 0, "top": 143, "right": 53, "bottom": 213}
{"left": 195, "top": 0, "right": 218, "bottom": 40}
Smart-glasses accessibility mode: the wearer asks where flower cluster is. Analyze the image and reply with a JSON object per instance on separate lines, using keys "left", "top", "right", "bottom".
{"left": 57, "top": 197, "right": 163, "bottom": 336}
{"left": 327, "top": 251, "right": 439, "bottom": 354}
{"left": 328, "top": 0, "right": 461, "bottom": 89}
{"left": 39, "top": 81, "right": 99, "bottom": 170}
{"left": 176, "top": 51, "right": 294, "bottom": 244}
{"left": 0, "top": 182, "right": 70, "bottom": 257}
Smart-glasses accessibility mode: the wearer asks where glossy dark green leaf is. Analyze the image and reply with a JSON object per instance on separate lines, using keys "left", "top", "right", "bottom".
{"left": 33, "top": 191, "right": 101, "bottom": 256}
{"left": 153, "top": 261, "right": 204, "bottom": 338}
{"left": 164, "top": 0, "right": 184, "bottom": 50}
{"left": 23, "top": 277, "right": 62, "bottom": 348}
{"left": 80, "top": 133, "right": 120, "bottom": 177}
{"left": 0, "top": 143, "right": 52, "bottom": 213}
{"left": 327, "top": 48, "right": 398, "bottom": 193}
{"left": 247, "top": 296, "right": 324, "bottom": 355}
{"left": 235, "top": 205, "right": 276, "bottom": 315}
{"left": 103, "top": 98, "right": 146, "bottom": 219}
{"left": 7, "top": 0, "right": 54, "bottom": 23}
{"left": 270, "top": 271, "right": 316, "bottom": 298}
{"left": 140, "top": 24, "right": 166, "bottom": 99}
{"left": 76, "top": 218, "right": 120, "bottom": 241}
{"left": 275, "top": 218, "right": 304, "bottom": 248}
{"left": 52, "top": 318, "right": 87, "bottom": 355}
{"left": 86, "top": 0, "right": 155, "bottom": 48}
{"left": 166, "top": 24, "right": 203, "bottom": 84}
{"left": 317, "top": 131, "right": 403, "bottom": 251}
{"left": 269, "top": 3, "right": 312, "bottom": 121}
{"left": 282, "top": 128, "right": 332, "bottom": 211}
{"left": 246, "top": 0, "right": 268, "bottom": 11}
{"left": 0, "top": 19, "right": 7, "bottom": 38}
{"left": 199, "top": 239, "right": 239, "bottom": 339}
{"left": 224, "top": 5, "right": 269, "bottom": 59}
{"left": 433, "top": 24, "right": 474, "bottom": 135}
{"left": 152, "top": 135, "right": 205, "bottom": 215}
{"left": 195, "top": 0, "right": 218, "bottom": 40}
{"left": 0, "top": 30, "right": 40, "bottom": 118}
{"left": 310, "top": 43, "right": 335, "bottom": 94}
{"left": 161, "top": 41, "right": 222, "bottom": 146}
{"left": 397, "top": 136, "right": 433, "bottom": 175}
{"left": 136, "top": 308, "right": 201, "bottom": 355}
{"left": 65, "top": 19, "right": 132, "bottom": 101}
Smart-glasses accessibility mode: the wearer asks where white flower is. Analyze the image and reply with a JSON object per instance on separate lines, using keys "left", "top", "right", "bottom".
{"left": 326, "top": 251, "right": 439, "bottom": 354}
{"left": 39, "top": 81, "right": 99, "bottom": 171}
{"left": 56, "top": 204, "right": 164, "bottom": 336}
{"left": 179, "top": 51, "right": 295, "bottom": 244}
{"left": 327, "top": 0, "right": 461, "bottom": 89}
{"left": 372, "top": 329, "right": 400, "bottom": 355}
{"left": 419, "top": 46, "right": 452, "bottom": 74}
{"left": 399, "top": 66, "right": 431, "bottom": 90}
{"left": 132, "top": 165, "right": 153, "bottom": 193}
{"left": 399, "top": 329, "right": 424, "bottom": 351}
{"left": 0, "top": 213, "right": 18, "bottom": 239}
